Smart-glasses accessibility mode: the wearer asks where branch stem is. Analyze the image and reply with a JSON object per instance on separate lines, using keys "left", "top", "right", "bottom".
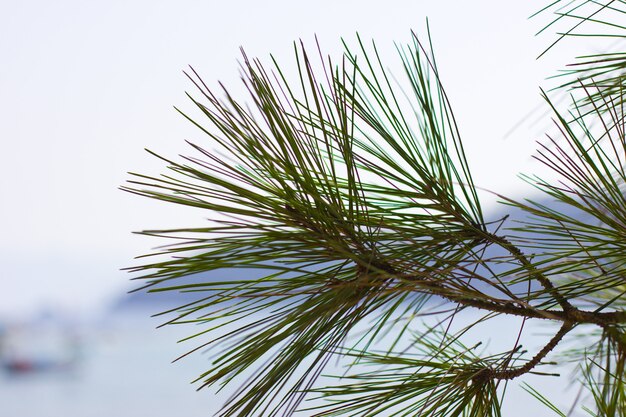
{"left": 486, "top": 233, "right": 575, "bottom": 313}
{"left": 473, "top": 321, "right": 574, "bottom": 383}
{"left": 395, "top": 273, "right": 626, "bottom": 325}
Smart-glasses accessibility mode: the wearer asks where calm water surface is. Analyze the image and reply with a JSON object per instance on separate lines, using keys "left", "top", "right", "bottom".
{"left": 0, "top": 311, "right": 582, "bottom": 417}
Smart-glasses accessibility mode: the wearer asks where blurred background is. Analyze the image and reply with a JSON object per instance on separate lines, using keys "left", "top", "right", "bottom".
{"left": 0, "top": 1, "right": 591, "bottom": 415}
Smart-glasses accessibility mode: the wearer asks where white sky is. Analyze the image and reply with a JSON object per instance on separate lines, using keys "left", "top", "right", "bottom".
{"left": 0, "top": 0, "right": 582, "bottom": 317}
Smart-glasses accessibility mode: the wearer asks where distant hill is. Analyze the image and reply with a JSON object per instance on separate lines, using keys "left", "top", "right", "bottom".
{"left": 112, "top": 194, "right": 599, "bottom": 313}
{"left": 111, "top": 267, "right": 267, "bottom": 313}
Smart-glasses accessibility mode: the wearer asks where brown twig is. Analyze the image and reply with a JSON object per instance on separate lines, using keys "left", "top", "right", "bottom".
{"left": 485, "top": 233, "right": 575, "bottom": 313}
{"left": 487, "top": 321, "right": 574, "bottom": 381}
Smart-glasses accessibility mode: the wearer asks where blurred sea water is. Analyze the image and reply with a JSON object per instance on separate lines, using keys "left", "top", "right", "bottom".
{"left": 0, "top": 312, "right": 223, "bottom": 417}
{"left": 0, "top": 305, "right": 584, "bottom": 417}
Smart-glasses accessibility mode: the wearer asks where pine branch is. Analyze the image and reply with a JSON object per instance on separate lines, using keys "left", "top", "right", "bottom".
{"left": 124, "top": 13, "right": 626, "bottom": 416}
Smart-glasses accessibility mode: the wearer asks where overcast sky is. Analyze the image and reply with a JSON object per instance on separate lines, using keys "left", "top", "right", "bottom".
{"left": 0, "top": 0, "right": 583, "bottom": 317}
